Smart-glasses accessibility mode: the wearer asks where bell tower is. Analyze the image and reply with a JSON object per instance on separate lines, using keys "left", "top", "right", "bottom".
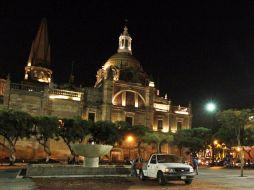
{"left": 24, "top": 18, "right": 52, "bottom": 83}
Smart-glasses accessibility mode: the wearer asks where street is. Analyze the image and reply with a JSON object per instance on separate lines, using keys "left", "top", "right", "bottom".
{"left": 0, "top": 166, "right": 254, "bottom": 189}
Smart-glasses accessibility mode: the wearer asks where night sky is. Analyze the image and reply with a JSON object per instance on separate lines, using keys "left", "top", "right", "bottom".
{"left": 1, "top": 1, "right": 254, "bottom": 126}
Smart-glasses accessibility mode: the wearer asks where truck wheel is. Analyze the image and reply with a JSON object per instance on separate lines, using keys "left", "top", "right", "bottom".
{"left": 157, "top": 171, "right": 166, "bottom": 186}
{"left": 184, "top": 179, "right": 192, "bottom": 185}
{"left": 139, "top": 169, "right": 145, "bottom": 181}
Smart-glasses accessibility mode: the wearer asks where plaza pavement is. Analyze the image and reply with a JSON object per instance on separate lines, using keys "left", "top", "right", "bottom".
{"left": 1, "top": 165, "right": 254, "bottom": 190}
{"left": 0, "top": 167, "right": 36, "bottom": 190}
{"left": 195, "top": 166, "right": 254, "bottom": 190}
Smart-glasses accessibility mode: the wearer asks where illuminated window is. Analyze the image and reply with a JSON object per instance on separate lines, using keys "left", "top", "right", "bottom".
{"left": 88, "top": 112, "right": 95, "bottom": 122}
{"left": 158, "top": 119, "right": 163, "bottom": 131}
{"left": 125, "top": 116, "right": 133, "bottom": 126}
{"left": 126, "top": 92, "right": 134, "bottom": 106}
{"left": 177, "top": 121, "right": 182, "bottom": 131}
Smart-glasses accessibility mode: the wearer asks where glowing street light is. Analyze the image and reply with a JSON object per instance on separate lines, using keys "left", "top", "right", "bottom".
{"left": 205, "top": 102, "right": 216, "bottom": 113}
{"left": 127, "top": 135, "right": 134, "bottom": 143}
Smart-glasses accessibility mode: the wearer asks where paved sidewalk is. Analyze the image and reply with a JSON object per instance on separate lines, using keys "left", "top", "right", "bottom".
{"left": 0, "top": 168, "right": 36, "bottom": 190}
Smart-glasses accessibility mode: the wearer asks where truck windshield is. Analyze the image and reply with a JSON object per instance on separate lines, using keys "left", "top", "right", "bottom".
{"left": 157, "top": 155, "right": 181, "bottom": 163}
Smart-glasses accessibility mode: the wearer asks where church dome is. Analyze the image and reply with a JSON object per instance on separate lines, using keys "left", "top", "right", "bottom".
{"left": 95, "top": 26, "right": 149, "bottom": 87}
{"left": 104, "top": 52, "right": 143, "bottom": 72}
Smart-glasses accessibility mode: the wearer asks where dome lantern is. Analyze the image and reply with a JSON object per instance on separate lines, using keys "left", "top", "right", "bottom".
{"left": 117, "top": 26, "right": 132, "bottom": 55}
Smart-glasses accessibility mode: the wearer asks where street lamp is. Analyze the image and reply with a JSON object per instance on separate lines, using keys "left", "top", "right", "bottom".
{"left": 205, "top": 102, "right": 217, "bottom": 166}
{"left": 205, "top": 102, "right": 216, "bottom": 113}
{"left": 212, "top": 140, "right": 218, "bottom": 165}
{"left": 127, "top": 135, "right": 133, "bottom": 160}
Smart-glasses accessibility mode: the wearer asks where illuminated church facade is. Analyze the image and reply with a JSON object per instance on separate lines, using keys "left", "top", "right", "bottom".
{"left": 0, "top": 19, "right": 192, "bottom": 160}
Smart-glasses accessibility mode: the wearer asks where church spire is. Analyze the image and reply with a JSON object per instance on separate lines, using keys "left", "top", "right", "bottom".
{"left": 117, "top": 26, "right": 132, "bottom": 54}
{"left": 25, "top": 18, "right": 52, "bottom": 83}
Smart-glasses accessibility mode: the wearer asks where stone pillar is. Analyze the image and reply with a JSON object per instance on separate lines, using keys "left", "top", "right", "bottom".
{"left": 84, "top": 157, "right": 99, "bottom": 167}
{"left": 145, "top": 86, "right": 155, "bottom": 129}
{"left": 101, "top": 79, "right": 113, "bottom": 121}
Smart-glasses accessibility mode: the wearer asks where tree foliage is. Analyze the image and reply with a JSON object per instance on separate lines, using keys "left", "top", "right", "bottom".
{"left": 59, "top": 118, "right": 91, "bottom": 159}
{"left": 213, "top": 127, "right": 236, "bottom": 148}
{"left": 216, "top": 109, "right": 253, "bottom": 146}
{"left": 34, "top": 116, "right": 59, "bottom": 162}
{"left": 90, "top": 121, "right": 119, "bottom": 145}
{"left": 243, "top": 127, "right": 254, "bottom": 146}
{"left": 115, "top": 121, "right": 149, "bottom": 157}
{"left": 0, "top": 109, "right": 33, "bottom": 164}
{"left": 143, "top": 131, "right": 173, "bottom": 153}
{"left": 173, "top": 127, "right": 211, "bottom": 154}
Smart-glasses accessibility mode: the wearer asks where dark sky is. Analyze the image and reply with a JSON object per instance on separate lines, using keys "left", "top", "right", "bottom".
{"left": 1, "top": 1, "right": 254, "bottom": 125}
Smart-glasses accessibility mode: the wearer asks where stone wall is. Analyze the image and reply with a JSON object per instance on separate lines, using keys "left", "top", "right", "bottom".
{"left": 6, "top": 90, "right": 44, "bottom": 116}
{"left": 3, "top": 82, "right": 83, "bottom": 118}
{"left": 48, "top": 98, "right": 82, "bottom": 118}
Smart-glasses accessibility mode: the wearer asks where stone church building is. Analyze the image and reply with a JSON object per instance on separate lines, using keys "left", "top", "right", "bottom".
{"left": 0, "top": 19, "right": 192, "bottom": 161}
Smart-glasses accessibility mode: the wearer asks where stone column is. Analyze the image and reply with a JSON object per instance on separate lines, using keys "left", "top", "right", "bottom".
{"left": 145, "top": 86, "right": 155, "bottom": 129}
{"left": 101, "top": 79, "right": 113, "bottom": 121}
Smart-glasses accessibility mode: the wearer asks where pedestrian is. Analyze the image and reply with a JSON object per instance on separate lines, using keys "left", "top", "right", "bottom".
{"left": 130, "top": 159, "right": 138, "bottom": 176}
{"left": 192, "top": 154, "right": 199, "bottom": 175}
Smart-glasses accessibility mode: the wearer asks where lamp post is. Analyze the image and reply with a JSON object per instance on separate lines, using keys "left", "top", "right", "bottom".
{"left": 212, "top": 140, "right": 218, "bottom": 166}
{"left": 127, "top": 135, "right": 133, "bottom": 160}
{"left": 205, "top": 102, "right": 217, "bottom": 166}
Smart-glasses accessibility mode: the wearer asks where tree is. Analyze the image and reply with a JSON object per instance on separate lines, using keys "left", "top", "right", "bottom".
{"left": 115, "top": 121, "right": 148, "bottom": 158}
{"left": 0, "top": 109, "right": 33, "bottom": 165}
{"left": 217, "top": 109, "right": 252, "bottom": 147}
{"left": 173, "top": 128, "right": 211, "bottom": 156}
{"left": 90, "top": 121, "right": 118, "bottom": 145}
{"left": 213, "top": 127, "right": 236, "bottom": 148}
{"left": 115, "top": 121, "right": 131, "bottom": 143}
{"left": 34, "top": 116, "right": 59, "bottom": 163}
{"left": 191, "top": 127, "right": 212, "bottom": 153}
{"left": 173, "top": 129, "right": 193, "bottom": 156}
{"left": 243, "top": 127, "right": 254, "bottom": 145}
{"left": 59, "top": 118, "right": 91, "bottom": 161}
{"left": 242, "top": 127, "right": 254, "bottom": 162}
{"left": 132, "top": 125, "right": 149, "bottom": 158}
{"left": 217, "top": 109, "right": 253, "bottom": 177}
{"left": 143, "top": 131, "right": 173, "bottom": 153}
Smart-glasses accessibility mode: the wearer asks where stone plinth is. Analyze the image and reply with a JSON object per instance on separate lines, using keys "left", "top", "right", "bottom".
{"left": 26, "top": 164, "right": 131, "bottom": 177}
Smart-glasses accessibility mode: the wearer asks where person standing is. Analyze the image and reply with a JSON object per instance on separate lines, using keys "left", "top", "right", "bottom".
{"left": 192, "top": 154, "right": 199, "bottom": 175}
{"left": 130, "top": 159, "right": 138, "bottom": 176}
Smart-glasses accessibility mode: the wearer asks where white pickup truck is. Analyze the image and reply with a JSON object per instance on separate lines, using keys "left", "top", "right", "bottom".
{"left": 137, "top": 153, "right": 195, "bottom": 185}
